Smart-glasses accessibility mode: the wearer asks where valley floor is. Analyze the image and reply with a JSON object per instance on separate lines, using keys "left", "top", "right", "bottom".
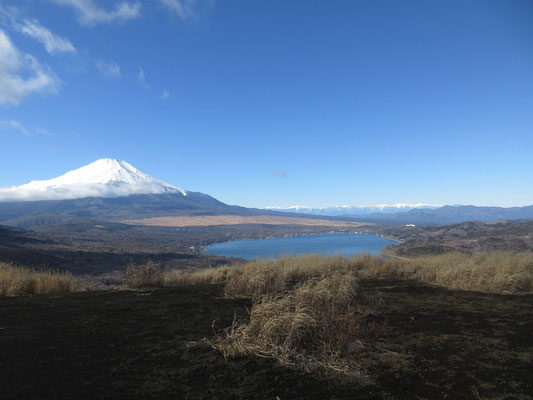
{"left": 1, "top": 280, "right": 532, "bottom": 399}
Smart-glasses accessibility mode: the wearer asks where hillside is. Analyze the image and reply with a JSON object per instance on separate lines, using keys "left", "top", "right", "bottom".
{"left": 1, "top": 281, "right": 531, "bottom": 399}
{"left": 0, "top": 192, "right": 251, "bottom": 228}
{"left": 378, "top": 219, "right": 533, "bottom": 256}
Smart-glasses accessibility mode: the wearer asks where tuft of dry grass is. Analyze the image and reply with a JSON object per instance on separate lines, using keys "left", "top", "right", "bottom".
{"left": 223, "top": 255, "right": 352, "bottom": 299}
{"left": 0, "top": 262, "right": 79, "bottom": 297}
{"left": 124, "top": 261, "right": 163, "bottom": 289}
{"left": 162, "top": 266, "right": 238, "bottom": 286}
{"left": 214, "top": 270, "right": 382, "bottom": 375}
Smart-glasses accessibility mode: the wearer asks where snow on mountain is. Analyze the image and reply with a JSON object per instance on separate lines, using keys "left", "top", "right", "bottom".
{"left": 0, "top": 158, "right": 186, "bottom": 202}
{"left": 264, "top": 203, "right": 441, "bottom": 216}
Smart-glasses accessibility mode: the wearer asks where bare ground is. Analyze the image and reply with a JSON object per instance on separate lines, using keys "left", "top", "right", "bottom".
{"left": 1, "top": 280, "right": 531, "bottom": 399}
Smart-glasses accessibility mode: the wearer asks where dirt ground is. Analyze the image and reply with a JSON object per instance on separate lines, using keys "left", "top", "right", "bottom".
{"left": 1, "top": 280, "right": 532, "bottom": 399}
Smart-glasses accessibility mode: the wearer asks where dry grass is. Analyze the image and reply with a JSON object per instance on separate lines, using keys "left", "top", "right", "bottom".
{"left": 142, "top": 252, "right": 533, "bottom": 375}
{"left": 405, "top": 252, "right": 533, "bottom": 293}
{"left": 162, "top": 266, "right": 237, "bottom": 286}
{"left": 121, "top": 215, "right": 369, "bottom": 227}
{"left": 162, "top": 251, "right": 533, "bottom": 294}
{"left": 223, "top": 255, "right": 352, "bottom": 299}
{"left": 183, "top": 256, "right": 384, "bottom": 375}
{"left": 0, "top": 262, "right": 79, "bottom": 297}
{"left": 124, "top": 261, "right": 163, "bottom": 288}
{"left": 214, "top": 270, "right": 382, "bottom": 375}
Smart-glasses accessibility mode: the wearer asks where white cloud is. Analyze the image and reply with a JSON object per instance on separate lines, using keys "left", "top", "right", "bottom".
{"left": 0, "top": 181, "right": 177, "bottom": 202}
{"left": 0, "top": 119, "right": 30, "bottom": 135}
{"left": 0, "top": 4, "right": 17, "bottom": 26}
{"left": 159, "top": 0, "right": 195, "bottom": 19}
{"left": 95, "top": 59, "right": 121, "bottom": 78}
{"left": 0, "top": 120, "right": 55, "bottom": 136}
{"left": 137, "top": 67, "right": 149, "bottom": 89}
{"left": 275, "top": 170, "right": 287, "bottom": 178}
{"left": 52, "top": 0, "right": 141, "bottom": 26}
{"left": 15, "top": 19, "right": 76, "bottom": 54}
{"left": 35, "top": 127, "right": 53, "bottom": 136}
{"left": 159, "top": 0, "right": 214, "bottom": 20}
{"left": 161, "top": 89, "right": 170, "bottom": 99}
{"left": 0, "top": 30, "right": 60, "bottom": 105}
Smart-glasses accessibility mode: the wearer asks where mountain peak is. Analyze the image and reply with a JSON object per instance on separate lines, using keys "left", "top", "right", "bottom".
{"left": 52, "top": 158, "right": 158, "bottom": 186}
{"left": 0, "top": 159, "right": 186, "bottom": 202}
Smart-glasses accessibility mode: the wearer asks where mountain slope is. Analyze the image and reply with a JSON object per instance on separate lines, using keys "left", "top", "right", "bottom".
{"left": 0, "top": 159, "right": 258, "bottom": 227}
{"left": 0, "top": 192, "right": 260, "bottom": 228}
{"left": 0, "top": 159, "right": 185, "bottom": 202}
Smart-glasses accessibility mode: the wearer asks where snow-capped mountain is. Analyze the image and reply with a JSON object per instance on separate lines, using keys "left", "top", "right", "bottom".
{"left": 264, "top": 203, "right": 441, "bottom": 216}
{"left": 0, "top": 158, "right": 186, "bottom": 202}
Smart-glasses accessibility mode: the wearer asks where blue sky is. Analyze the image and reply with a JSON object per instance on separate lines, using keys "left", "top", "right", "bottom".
{"left": 0, "top": 0, "right": 532, "bottom": 208}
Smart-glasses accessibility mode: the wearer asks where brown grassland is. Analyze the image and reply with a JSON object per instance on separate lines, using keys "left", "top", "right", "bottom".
{"left": 0, "top": 262, "right": 79, "bottom": 297}
{"left": 161, "top": 252, "right": 533, "bottom": 294}
{"left": 121, "top": 214, "right": 369, "bottom": 227}
{"left": 125, "top": 252, "right": 533, "bottom": 375}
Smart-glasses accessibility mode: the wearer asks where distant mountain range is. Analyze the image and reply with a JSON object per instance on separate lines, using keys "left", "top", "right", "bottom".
{"left": 265, "top": 204, "right": 441, "bottom": 216}
{"left": 0, "top": 159, "right": 532, "bottom": 228}
{"left": 267, "top": 204, "right": 533, "bottom": 225}
{"left": 366, "top": 205, "right": 533, "bottom": 225}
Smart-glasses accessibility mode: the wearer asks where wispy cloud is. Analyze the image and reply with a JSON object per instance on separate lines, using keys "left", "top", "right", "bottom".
{"left": 161, "top": 89, "right": 170, "bottom": 99}
{"left": 0, "top": 30, "right": 60, "bottom": 105}
{"left": 159, "top": 0, "right": 215, "bottom": 20}
{"left": 0, "top": 4, "right": 18, "bottom": 26}
{"left": 275, "top": 170, "right": 287, "bottom": 178}
{"left": 35, "top": 127, "right": 54, "bottom": 136}
{"left": 0, "top": 119, "right": 30, "bottom": 134}
{"left": 95, "top": 59, "right": 121, "bottom": 78}
{"left": 0, "top": 119, "right": 55, "bottom": 136}
{"left": 52, "top": 0, "right": 141, "bottom": 26}
{"left": 15, "top": 19, "right": 76, "bottom": 54}
{"left": 137, "top": 67, "right": 149, "bottom": 89}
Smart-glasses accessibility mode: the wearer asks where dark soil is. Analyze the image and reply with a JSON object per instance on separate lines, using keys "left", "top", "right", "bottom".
{"left": 1, "top": 281, "right": 532, "bottom": 400}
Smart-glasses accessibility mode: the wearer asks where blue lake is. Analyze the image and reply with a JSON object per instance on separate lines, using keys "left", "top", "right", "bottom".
{"left": 204, "top": 233, "right": 398, "bottom": 260}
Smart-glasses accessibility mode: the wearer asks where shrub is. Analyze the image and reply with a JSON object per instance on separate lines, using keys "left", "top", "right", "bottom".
{"left": 124, "top": 262, "right": 163, "bottom": 288}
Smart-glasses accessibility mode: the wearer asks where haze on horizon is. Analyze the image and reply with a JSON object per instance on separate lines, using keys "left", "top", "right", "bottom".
{"left": 0, "top": 1, "right": 532, "bottom": 209}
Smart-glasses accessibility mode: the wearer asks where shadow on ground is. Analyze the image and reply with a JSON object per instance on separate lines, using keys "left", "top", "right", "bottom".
{"left": 1, "top": 281, "right": 532, "bottom": 399}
